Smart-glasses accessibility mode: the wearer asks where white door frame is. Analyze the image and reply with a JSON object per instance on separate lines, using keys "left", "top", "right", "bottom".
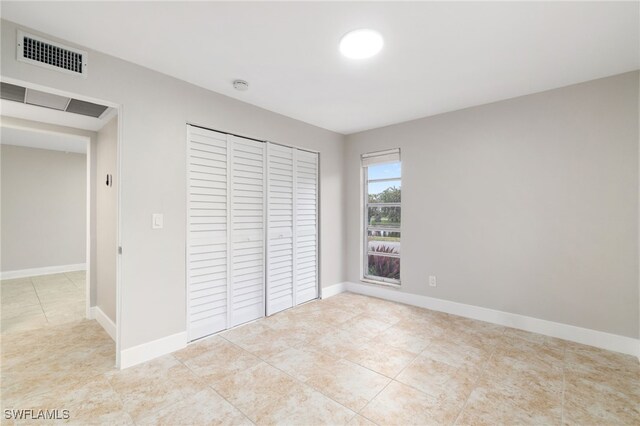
{"left": 1, "top": 76, "right": 124, "bottom": 368}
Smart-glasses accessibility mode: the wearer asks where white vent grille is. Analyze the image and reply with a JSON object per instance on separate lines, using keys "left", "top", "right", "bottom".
{"left": 17, "top": 30, "right": 88, "bottom": 78}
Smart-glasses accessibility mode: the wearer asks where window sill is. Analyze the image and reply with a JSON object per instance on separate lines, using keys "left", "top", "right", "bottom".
{"left": 360, "top": 277, "right": 401, "bottom": 288}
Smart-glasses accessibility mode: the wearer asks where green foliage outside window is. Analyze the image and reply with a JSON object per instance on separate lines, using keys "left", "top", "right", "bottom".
{"left": 368, "top": 187, "right": 401, "bottom": 227}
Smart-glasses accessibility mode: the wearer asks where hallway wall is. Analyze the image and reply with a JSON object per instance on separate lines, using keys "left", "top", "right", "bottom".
{"left": 1, "top": 144, "right": 87, "bottom": 272}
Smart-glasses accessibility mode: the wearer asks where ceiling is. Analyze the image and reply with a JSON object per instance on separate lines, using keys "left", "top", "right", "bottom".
{"left": 1, "top": 2, "right": 638, "bottom": 134}
{"left": 1, "top": 126, "right": 88, "bottom": 154}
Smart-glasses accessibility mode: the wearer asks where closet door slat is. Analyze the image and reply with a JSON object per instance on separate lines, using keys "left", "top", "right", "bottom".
{"left": 295, "top": 150, "right": 319, "bottom": 304}
{"left": 266, "top": 143, "right": 295, "bottom": 315}
{"left": 229, "top": 135, "right": 266, "bottom": 327}
{"left": 187, "top": 126, "right": 228, "bottom": 340}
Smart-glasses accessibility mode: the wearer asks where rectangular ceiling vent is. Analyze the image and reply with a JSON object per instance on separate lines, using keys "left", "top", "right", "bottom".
{"left": 1, "top": 82, "right": 109, "bottom": 118}
{"left": 17, "top": 30, "right": 88, "bottom": 78}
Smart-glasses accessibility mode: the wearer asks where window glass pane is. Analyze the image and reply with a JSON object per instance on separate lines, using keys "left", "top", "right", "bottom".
{"left": 368, "top": 206, "right": 401, "bottom": 228}
{"left": 364, "top": 159, "right": 401, "bottom": 284}
{"left": 367, "top": 254, "right": 400, "bottom": 280}
{"left": 367, "top": 231, "right": 400, "bottom": 255}
{"left": 367, "top": 163, "right": 401, "bottom": 180}
{"left": 368, "top": 180, "right": 401, "bottom": 203}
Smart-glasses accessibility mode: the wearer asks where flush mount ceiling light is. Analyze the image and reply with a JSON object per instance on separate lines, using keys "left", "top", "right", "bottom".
{"left": 339, "top": 29, "right": 384, "bottom": 59}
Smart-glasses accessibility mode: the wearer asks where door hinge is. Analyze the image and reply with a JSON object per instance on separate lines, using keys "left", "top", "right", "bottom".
{"left": 118, "top": 246, "right": 122, "bottom": 255}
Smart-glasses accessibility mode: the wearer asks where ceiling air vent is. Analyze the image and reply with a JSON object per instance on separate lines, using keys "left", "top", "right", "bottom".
{"left": 1, "top": 82, "right": 109, "bottom": 118}
{"left": 17, "top": 30, "right": 88, "bottom": 78}
{"left": 66, "top": 99, "right": 108, "bottom": 118}
{"left": 0, "top": 82, "right": 26, "bottom": 102}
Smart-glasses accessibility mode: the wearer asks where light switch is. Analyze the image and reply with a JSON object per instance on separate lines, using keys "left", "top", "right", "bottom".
{"left": 152, "top": 213, "right": 163, "bottom": 229}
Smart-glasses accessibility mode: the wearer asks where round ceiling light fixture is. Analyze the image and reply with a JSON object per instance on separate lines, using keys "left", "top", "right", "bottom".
{"left": 233, "top": 79, "right": 249, "bottom": 91}
{"left": 339, "top": 29, "right": 384, "bottom": 59}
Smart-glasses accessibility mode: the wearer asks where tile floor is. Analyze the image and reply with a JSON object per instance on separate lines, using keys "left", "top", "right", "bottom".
{"left": 1, "top": 272, "right": 86, "bottom": 333}
{"left": 1, "top": 292, "right": 639, "bottom": 425}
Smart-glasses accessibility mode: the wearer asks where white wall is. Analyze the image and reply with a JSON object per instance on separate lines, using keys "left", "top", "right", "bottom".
{"left": 0, "top": 143, "right": 86, "bottom": 272}
{"left": 346, "top": 72, "right": 640, "bottom": 339}
{"left": 0, "top": 116, "right": 98, "bottom": 304}
{"left": 0, "top": 19, "right": 347, "bottom": 352}
{"left": 96, "top": 116, "right": 118, "bottom": 322}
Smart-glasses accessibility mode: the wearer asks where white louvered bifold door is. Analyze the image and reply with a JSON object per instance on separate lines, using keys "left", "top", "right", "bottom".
{"left": 187, "top": 126, "right": 229, "bottom": 341}
{"left": 295, "top": 150, "right": 319, "bottom": 304}
{"left": 229, "top": 135, "right": 266, "bottom": 327}
{"left": 266, "top": 143, "right": 294, "bottom": 315}
{"left": 188, "top": 126, "right": 317, "bottom": 337}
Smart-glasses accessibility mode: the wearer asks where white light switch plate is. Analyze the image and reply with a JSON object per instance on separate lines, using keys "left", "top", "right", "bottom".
{"left": 152, "top": 213, "right": 163, "bottom": 229}
{"left": 429, "top": 275, "right": 437, "bottom": 287}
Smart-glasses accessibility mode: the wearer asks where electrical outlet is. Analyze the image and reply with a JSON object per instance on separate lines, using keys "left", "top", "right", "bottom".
{"left": 429, "top": 275, "right": 437, "bottom": 287}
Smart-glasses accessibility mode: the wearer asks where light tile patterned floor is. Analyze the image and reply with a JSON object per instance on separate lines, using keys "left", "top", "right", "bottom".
{"left": 1, "top": 291, "right": 639, "bottom": 425}
{"left": 1, "top": 272, "right": 86, "bottom": 333}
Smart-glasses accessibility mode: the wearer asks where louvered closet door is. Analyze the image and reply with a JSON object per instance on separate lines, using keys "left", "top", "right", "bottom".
{"left": 266, "top": 143, "right": 294, "bottom": 315}
{"left": 295, "top": 150, "right": 319, "bottom": 304}
{"left": 187, "top": 126, "right": 229, "bottom": 341}
{"left": 229, "top": 136, "right": 266, "bottom": 327}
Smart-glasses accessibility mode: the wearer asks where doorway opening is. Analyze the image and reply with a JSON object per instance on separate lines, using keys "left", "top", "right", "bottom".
{"left": 0, "top": 80, "right": 121, "bottom": 367}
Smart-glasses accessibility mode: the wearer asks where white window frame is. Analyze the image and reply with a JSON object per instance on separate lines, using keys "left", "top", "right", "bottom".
{"left": 361, "top": 149, "right": 401, "bottom": 286}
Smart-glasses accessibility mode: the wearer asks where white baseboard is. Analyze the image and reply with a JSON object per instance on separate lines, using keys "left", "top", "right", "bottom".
{"left": 322, "top": 282, "right": 347, "bottom": 299}
{"left": 344, "top": 281, "right": 640, "bottom": 358}
{"left": 1, "top": 263, "right": 86, "bottom": 280}
{"left": 119, "top": 331, "right": 187, "bottom": 370}
{"left": 89, "top": 306, "right": 116, "bottom": 342}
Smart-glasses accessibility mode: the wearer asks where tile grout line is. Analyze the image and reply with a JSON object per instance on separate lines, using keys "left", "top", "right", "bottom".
{"left": 451, "top": 348, "right": 497, "bottom": 425}
{"left": 219, "top": 330, "right": 372, "bottom": 421}
{"left": 206, "top": 333, "right": 348, "bottom": 422}
{"left": 29, "top": 277, "right": 49, "bottom": 323}
{"left": 218, "top": 328, "right": 364, "bottom": 422}
{"left": 66, "top": 271, "right": 88, "bottom": 291}
{"left": 248, "top": 301, "right": 453, "bottom": 422}
{"left": 2, "top": 323, "right": 115, "bottom": 409}
{"left": 390, "top": 338, "right": 429, "bottom": 381}
{"left": 322, "top": 328, "right": 406, "bottom": 381}
{"left": 108, "top": 357, "right": 194, "bottom": 425}
{"left": 355, "top": 378, "right": 391, "bottom": 424}
{"left": 168, "top": 354, "right": 257, "bottom": 426}
{"left": 0, "top": 287, "right": 45, "bottom": 332}
{"left": 31, "top": 273, "right": 75, "bottom": 326}
{"left": 208, "top": 334, "right": 357, "bottom": 423}
{"left": 343, "top": 317, "right": 438, "bottom": 421}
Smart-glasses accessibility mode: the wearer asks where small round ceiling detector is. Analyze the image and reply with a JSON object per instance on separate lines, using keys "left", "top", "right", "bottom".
{"left": 233, "top": 79, "right": 249, "bottom": 91}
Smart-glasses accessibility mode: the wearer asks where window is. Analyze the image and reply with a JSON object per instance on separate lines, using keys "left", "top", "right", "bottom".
{"left": 362, "top": 149, "right": 401, "bottom": 285}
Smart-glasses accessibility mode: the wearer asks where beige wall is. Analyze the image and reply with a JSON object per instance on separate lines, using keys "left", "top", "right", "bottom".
{"left": 0, "top": 144, "right": 86, "bottom": 272}
{"left": 0, "top": 19, "right": 347, "bottom": 350}
{"left": 96, "top": 117, "right": 118, "bottom": 322}
{"left": 346, "top": 72, "right": 640, "bottom": 339}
